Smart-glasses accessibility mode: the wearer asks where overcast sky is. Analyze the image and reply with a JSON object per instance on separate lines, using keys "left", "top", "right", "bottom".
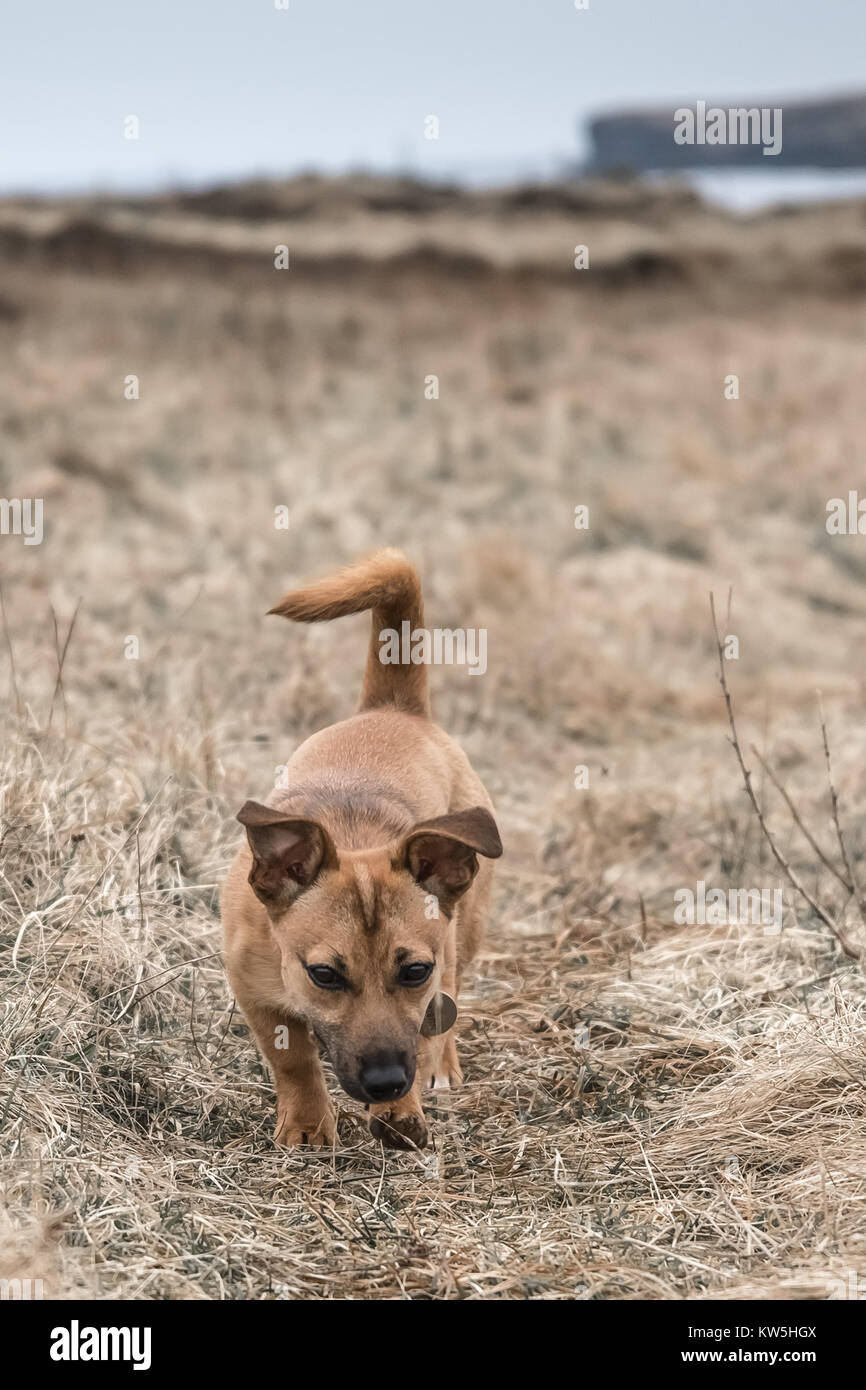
{"left": 2, "top": 0, "right": 863, "bottom": 193}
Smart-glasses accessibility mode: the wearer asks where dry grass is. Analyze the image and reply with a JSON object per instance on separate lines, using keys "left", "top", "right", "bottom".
{"left": 2, "top": 178, "right": 866, "bottom": 1299}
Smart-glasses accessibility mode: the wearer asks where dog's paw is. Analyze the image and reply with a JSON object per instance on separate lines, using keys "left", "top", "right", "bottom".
{"left": 275, "top": 1107, "right": 337, "bottom": 1149}
{"left": 369, "top": 1105, "right": 428, "bottom": 1151}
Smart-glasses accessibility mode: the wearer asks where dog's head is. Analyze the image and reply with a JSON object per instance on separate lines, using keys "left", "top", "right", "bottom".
{"left": 235, "top": 801, "right": 502, "bottom": 1104}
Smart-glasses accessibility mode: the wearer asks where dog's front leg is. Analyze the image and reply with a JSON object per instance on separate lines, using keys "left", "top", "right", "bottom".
{"left": 420, "top": 936, "right": 463, "bottom": 1091}
{"left": 244, "top": 1003, "right": 336, "bottom": 1148}
{"left": 419, "top": 1027, "right": 463, "bottom": 1092}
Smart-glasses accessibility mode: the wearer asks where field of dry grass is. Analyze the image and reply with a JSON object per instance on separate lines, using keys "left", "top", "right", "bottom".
{"left": 2, "top": 177, "right": 866, "bottom": 1300}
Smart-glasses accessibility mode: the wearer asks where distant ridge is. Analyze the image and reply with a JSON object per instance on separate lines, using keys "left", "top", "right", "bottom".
{"left": 588, "top": 93, "right": 866, "bottom": 172}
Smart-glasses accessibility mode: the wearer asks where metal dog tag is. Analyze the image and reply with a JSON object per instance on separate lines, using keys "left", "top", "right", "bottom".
{"left": 420, "top": 993, "right": 458, "bottom": 1037}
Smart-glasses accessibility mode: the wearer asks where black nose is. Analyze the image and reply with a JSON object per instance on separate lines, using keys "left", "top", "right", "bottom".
{"left": 359, "top": 1056, "right": 410, "bottom": 1102}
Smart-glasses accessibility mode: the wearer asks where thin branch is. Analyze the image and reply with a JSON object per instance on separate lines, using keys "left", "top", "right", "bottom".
{"left": 817, "top": 693, "right": 866, "bottom": 928}
{"left": 0, "top": 576, "right": 21, "bottom": 715}
{"left": 750, "top": 744, "right": 853, "bottom": 896}
{"left": 709, "top": 593, "right": 862, "bottom": 961}
{"left": 47, "top": 598, "right": 81, "bottom": 734}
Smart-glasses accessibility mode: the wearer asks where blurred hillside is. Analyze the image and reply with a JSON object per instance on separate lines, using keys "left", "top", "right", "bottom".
{"left": 4, "top": 173, "right": 866, "bottom": 294}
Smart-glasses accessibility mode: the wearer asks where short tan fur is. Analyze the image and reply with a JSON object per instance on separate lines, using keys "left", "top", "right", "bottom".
{"left": 221, "top": 550, "right": 502, "bottom": 1150}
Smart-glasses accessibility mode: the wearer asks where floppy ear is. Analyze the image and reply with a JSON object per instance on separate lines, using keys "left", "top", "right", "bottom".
{"left": 399, "top": 806, "right": 502, "bottom": 916}
{"left": 237, "top": 801, "right": 337, "bottom": 910}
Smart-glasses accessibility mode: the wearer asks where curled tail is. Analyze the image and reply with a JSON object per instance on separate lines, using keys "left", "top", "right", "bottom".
{"left": 268, "top": 549, "right": 430, "bottom": 717}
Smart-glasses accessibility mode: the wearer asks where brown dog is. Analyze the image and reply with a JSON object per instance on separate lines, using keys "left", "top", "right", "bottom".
{"left": 221, "top": 550, "right": 502, "bottom": 1150}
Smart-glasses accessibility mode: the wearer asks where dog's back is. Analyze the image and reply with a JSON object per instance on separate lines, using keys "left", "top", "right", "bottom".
{"left": 264, "top": 551, "right": 495, "bottom": 954}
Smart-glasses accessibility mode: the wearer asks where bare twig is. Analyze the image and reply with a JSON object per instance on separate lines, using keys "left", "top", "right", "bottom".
{"left": 709, "top": 593, "right": 862, "bottom": 961}
{"left": 817, "top": 693, "right": 866, "bottom": 928}
{"left": 47, "top": 599, "right": 81, "bottom": 734}
{"left": 750, "top": 744, "right": 853, "bottom": 896}
{"left": 0, "top": 576, "right": 21, "bottom": 715}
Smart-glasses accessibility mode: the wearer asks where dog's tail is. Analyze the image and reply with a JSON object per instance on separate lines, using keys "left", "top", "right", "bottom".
{"left": 268, "top": 549, "right": 430, "bottom": 717}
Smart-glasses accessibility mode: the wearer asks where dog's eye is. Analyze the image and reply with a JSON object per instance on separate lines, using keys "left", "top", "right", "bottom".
{"left": 306, "top": 964, "right": 345, "bottom": 990}
{"left": 399, "top": 961, "right": 434, "bottom": 987}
